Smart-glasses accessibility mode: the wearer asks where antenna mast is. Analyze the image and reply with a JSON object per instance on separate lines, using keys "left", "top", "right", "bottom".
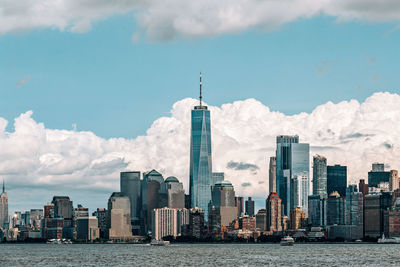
{"left": 199, "top": 72, "right": 202, "bottom": 107}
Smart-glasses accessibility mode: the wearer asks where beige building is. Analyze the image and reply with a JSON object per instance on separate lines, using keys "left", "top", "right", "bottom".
{"left": 107, "top": 192, "right": 132, "bottom": 240}
{"left": 290, "top": 207, "right": 305, "bottom": 230}
{"left": 266, "top": 192, "right": 282, "bottom": 232}
{"left": 152, "top": 208, "right": 189, "bottom": 240}
{"left": 77, "top": 216, "right": 100, "bottom": 241}
{"left": 390, "top": 170, "right": 399, "bottom": 192}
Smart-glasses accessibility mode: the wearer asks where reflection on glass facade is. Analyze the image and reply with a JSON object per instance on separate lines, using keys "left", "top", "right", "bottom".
{"left": 190, "top": 105, "right": 212, "bottom": 222}
{"left": 290, "top": 143, "right": 310, "bottom": 215}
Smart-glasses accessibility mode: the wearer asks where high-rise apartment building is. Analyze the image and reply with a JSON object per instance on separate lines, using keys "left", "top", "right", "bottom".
{"left": 269, "top": 157, "right": 277, "bottom": 194}
{"left": 120, "top": 171, "right": 141, "bottom": 235}
{"left": 245, "top": 197, "right": 255, "bottom": 217}
{"left": 189, "top": 73, "right": 212, "bottom": 222}
{"left": 327, "top": 165, "right": 347, "bottom": 197}
{"left": 313, "top": 155, "right": 327, "bottom": 199}
{"left": 266, "top": 192, "right": 282, "bottom": 232}
{"left": 152, "top": 208, "right": 189, "bottom": 241}
{"left": 0, "top": 181, "right": 8, "bottom": 229}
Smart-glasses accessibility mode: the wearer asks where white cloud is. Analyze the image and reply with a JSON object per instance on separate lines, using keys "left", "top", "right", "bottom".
{"left": 2, "top": 1, "right": 400, "bottom": 40}
{"left": 1, "top": 92, "right": 400, "bottom": 211}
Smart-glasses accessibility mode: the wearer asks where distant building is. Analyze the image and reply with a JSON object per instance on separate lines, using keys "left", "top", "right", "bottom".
{"left": 73, "top": 204, "right": 89, "bottom": 239}
{"left": 245, "top": 197, "right": 255, "bottom": 217}
{"left": 235, "top": 197, "right": 244, "bottom": 217}
{"left": 384, "top": 209, "right": 400, "bottom": 238}
{"left": 313, "top": 155, "right": 327, "bottom": 199}
{"left": 41, "top": 204, "right": 63, "bottom": 239}
{"left": 255, "top": 209, "right": 266, "bottom": 231}
{"left": 30, "top": 209, "right": 43, "bottom": 230}
{"left": 290, "top": 207, "right": 305, "bottom": 230}
{"left": 0, "top": 181, "right": 8, "bottom": 229}
{"left": 52, "top": 196, "right": 74, "bottom": 239}
{"left": 152, "top": 208, "right": 188, "bottom": 241}
{"left": 120, "top": 171, "right": 141, "bottom": 235}
{"left": 359, "top": 179, "right": 369, "bottom": 197}
{"left": 390, "top": 170, "right": 399, "bottom": 192}
{"left": 210, "top": 181, "right": 237, "bottom": 231}
{"left": 326, "top": 192, "right": 344, "bottom": 226}
{"left": 182, "top": 207, "right": 205, "bottom": 239}
{"left": 327, "top": 165, "right": 347, "bottom": 198}
{"left": 266, "top": 192, "right": 282, "bottom": 232}
{"left": 76, "top": 217, "right": 99, "bottom": 241}
{"left": 165, "top": 177, "right": 185, "bottom": 209}
{"left": 107, "top": 192, "right": 132, "bottom": 240}
{"left": 189, "top": 80, "right": 213, "bottom": 223}
{"left": 308, "top": 195, "right": 326, "bottom": 227}
{"left": 368, "top": 163, "right": 390, "bottom": 188}
{"left": 92, "top": 208, "right": 107, "bottom": 238}
{"left": 345, "top": 186, "right": 363, "bottom": 239}
{"left": 212, "top": 172, "right": 224, "bottom": 186}
{"left": 364, "top": 194, "right": 381, "bottom": 239}
{"left": 239, "top": 215, "right": 256, "bottom": 231}
{"left": 269, "top": 157, "right": 277, "bottom": 194}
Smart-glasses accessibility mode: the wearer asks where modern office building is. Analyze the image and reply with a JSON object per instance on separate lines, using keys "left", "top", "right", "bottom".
{"left": 255, "top": 209, "right": 267, "bottom": 231}
{"left": 326, "top": 192, "right": 345, "bottom": 226}
{"left": 120, "top": 171, "right": 141, "bottom": 235}
{"left": 212, "top": 172, "right": 224, "bottom": 186}
{"left": 364, "top": 194, "right": 381, "bottom": 238}
{"left": 327, "top": 165, "right": 347, "bottom": 197}
{"left": 210, "top": 181, "right": 237, "bottom": 229}
{"left": 245, "top": 197, "right": 255, "bottom": 217}
{"left": 345, "top": 186, "right": 363, "bottom": 239}
{"left": 141, "top": 169, "right": 166, "bottom": 233}
{"left": 107, "top": 192, "right": 132, "bottom": 240}
{"left": 368, "top": 163, "right": 390, "bottom": 188}
{"left": 235, "top": 196, "right": 244, "bottom": 217}
{"left": 41, "top": 204, "right": 63, "bottom": 239}
{"left": 289, "top": 207, "right": 305, "bottom": 230}
{"left": 92, "top": 208, "right": 107, "bottom": 238}
{"left": 389, "top": 170, "right": 399, "bottom": 192}
{"left": 152, "top": 208, "right": 189, "bottom": 241}
{"left": 52, "top": 196, "right": 74, "bottom": 238}
{"left": 308, "top": 195, "right": 326, "bottom": 227}
{"left": 313, "top": 155, "right": 327, "bottom": 199}
{"left": 76, "top": 216, "right": 99, "bottom": 241}
{"left": 0, "top": 181, "right": 8, "bottom": 229}
{"left": 165, "top": 176, "right": 185, "bottom": 209}
{"left": 269, "top": 157, "right": 277, "bottom": 194}
{"left": 189, "top": 74, "right": 213, "bottom": 223}
{"left": 266, "top": 192, "right": 282, "bottom": 232}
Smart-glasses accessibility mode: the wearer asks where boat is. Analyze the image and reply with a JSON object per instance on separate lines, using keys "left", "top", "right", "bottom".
{"left": 280, "top": 236, "right": 295, "bottom": 246}
{"left": 149, "top": 239, "right": 170, "bottom": 246}
{"left": 377, "top": 234, "right": 400, "bottom": 244}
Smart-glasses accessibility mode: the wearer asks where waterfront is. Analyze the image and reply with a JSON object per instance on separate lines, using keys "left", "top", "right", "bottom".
{"left": 1, "top": 243, "right": 400, "bottom": 266}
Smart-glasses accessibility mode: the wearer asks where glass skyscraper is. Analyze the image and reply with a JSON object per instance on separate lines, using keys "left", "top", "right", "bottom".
{"left": 190, "top": 75, "right": 212, "bottom": 222}
{"left": 313, "top": 155, "right": 327, "bottom": 199}
{"left": 327, "top": 165, "right": 347, "bottom": 197}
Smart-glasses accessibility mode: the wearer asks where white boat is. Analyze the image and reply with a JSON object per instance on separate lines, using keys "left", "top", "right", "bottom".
{"left": 378, "top": 234, "right": 400, "bottom": 244}
{"left": 280, "top": 236, "right": 295, "bottom": 246}
{"left": 150, "top": 239, "right": 170, "bottom": 246}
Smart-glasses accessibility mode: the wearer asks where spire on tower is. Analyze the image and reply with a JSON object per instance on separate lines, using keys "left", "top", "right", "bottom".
{"left": 2, "top": 179, "right": 4, "bottom": 193}
{"left": 199, "top": 72, "right": 202, "bottom": 107}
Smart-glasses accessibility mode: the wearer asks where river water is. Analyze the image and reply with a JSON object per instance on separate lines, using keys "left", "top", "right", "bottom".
{"left": 1, "top": 243, "right": 399, "bottom": 266}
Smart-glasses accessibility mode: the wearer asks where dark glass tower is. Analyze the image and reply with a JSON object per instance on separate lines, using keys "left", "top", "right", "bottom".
{"left": 327, "top": 165, "right": 347, "bottom": 197}
{"left": 190, "top": 73, "right": 212, "bottom": 222}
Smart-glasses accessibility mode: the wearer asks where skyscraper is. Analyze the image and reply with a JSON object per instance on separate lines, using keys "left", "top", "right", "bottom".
{"left": 327, "top": 165, "right": 347, "bottom": 197}
{"left": 266, "top": 192, "right": 282, "bottom": 232}
{"left": 345, "top": 185, "right": 364, "bottom": 239}
{"left": 269, "top": 157, "right": 277, "bottom": 194}
{"left": 245, "top": 197, "right": 255, "bottom": 216}
{"left": 0, "top": 181, "right": 8, "bottom": 229}
{"left": 389, "top": 170, "right": 399, "bottom": 192}
{"left": 120, "top": 171, "right": 141, "bottom": 235}
{"left": 190, "top": 73, "right": 212, "bottom": 222}
{"left": 326, "top": 192, "right": 345, "bottom": 226}
{"left": 165, "top": 176, "right": 185, "bottom": 209}
{"left": 276, "top": 135, "right": 309, "bottom": 216}
{"left": 313, "top": 155, "right": 327, "bottom": 199}
{"left": 107, "top": 192, "right": 132, "bottom": 240}
{"left": 212, "top": 172, "right": 224, "bottom": 186}
{"left": 368, "top": 163, "right": 390, "bottom": 188}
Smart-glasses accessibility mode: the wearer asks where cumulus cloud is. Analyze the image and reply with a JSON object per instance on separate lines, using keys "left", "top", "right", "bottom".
{"left": 2, "top": 1, "right": 400, "bottom": 40}
{"left": 2, "top": 92, "right": 400, "bottom": 211}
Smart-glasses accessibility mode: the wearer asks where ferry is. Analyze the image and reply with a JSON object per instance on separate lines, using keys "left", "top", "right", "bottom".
{"left": 377, "top": 234, "right": 400, "bottom": 244}
{"left": 280, "top": 236, "right": 295, "bottom": 246}
{"left": 149, "top": 239, "right": 170, "bottom": 246}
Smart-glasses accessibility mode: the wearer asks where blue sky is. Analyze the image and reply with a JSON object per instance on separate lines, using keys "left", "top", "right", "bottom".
{"left": 1, "top": 14, "right": 399, "bottom": 139}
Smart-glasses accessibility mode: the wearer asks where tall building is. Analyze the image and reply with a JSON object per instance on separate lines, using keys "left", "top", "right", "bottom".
{"left": 92, "top": 208, "right": 107, "bottom": 238}
{"left": 0, "top": 181, "right": 8, "bottom": 229}
{"left": 368, "top": 163, "right": 390, "bottom": 188}
{"left": 189, "top": 73, "right": 213, "bottom": 222}
{"left": 308, "top": 195, "right": 326, "bottom": 227}
{"left": 235, "top": 196, "right": 244, "bottom": 217}
{"left": 313, "top": 155, "right": 327, "bottom": 199}
{"left": 364, "top": 194, "right": 381, "bottom": 238}
{"left": 326, "top": 192, "right": 345, "bottom": 226}
{"left": 345, "top": 186, "right": 363, "bottom": 239}
{"left": 107, "top": 192, "right": 132, "bottom": 240}
{"left": 266, "top": 192, "right": 282, "bottom": 232}
{"left": 165, "top": 176, "right": 185, "bottom": 209}
{"left": 276, "top": 135, "right": 309, "bottom": 216}
{"left": 212, "top": 172, "right": 224, "bottom": 186}
{"left": 255, "top": 209, "right": 267, "bottom": 231}
{"left": 76, "top": 217, "right": 100, "bottom": 241}
{"left": 390, "top": 170, "right": 399, "bottom": 192}
{"left": 120, "top": 171, "right": 141, "bottom": 235}
{"left": 182, "top": 207, "right": 205, "bottom": 239}
{"left": 210, "top": 181, "right": 237, "bottom": 229}
{"left": 41, "top": 203, "right": 63, "bottom": 239}
{"left": 141, "top": 169, "right": 166, "bottom": 233}
{"left": 327, "top": 165, "right": 347, "bottom": 197}
{"left": 152, "top": 208, "right": 189, "bottom": 241}
{"left": 52, "top": 196, "right": 74, "bottom": 238}
{"left": 245, "top": 197, "right": 255, "bottom": 217}
{"left": 269, "top": 157, "right": 277, "bottom": 194}
{"left": 290, "top": 207, "right": 305, "bottom": 230}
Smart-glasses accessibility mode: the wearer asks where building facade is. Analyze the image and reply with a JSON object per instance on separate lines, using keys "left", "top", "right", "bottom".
{"left": 245, "top": 197, "right": 255, "bottom": 217}
{"left": 326, "top": 192, "right": 345, "bottom": 226}
{"left": 313, "top": 155, "right": 327, "bottom": 199}
{"left": 269, "top": 157, "right": 277, "bottom": 194}
{"left": 120, "top": 171, "right": 141, "bottom": 235}
{"left": 0, "top": 181, "right": 8, "bottom": 229}
{"left": 107, "top": 192, "right": 132, "bottom": 240}
{"left": 165, "top": 177, "right": 185, "bottom": 209}
{"left": 266, "top": 192, "right": 282, "bottom": 232}
{"left": 152, "top": 208, "right": 189, "bottom": 241}
{"left": 327, "top": 165, "right": 347, "bottom": 197}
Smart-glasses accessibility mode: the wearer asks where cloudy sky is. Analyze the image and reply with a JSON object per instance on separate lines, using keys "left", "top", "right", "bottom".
{"left": 1, "top": 0, "right": 400, "bottom": 212}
